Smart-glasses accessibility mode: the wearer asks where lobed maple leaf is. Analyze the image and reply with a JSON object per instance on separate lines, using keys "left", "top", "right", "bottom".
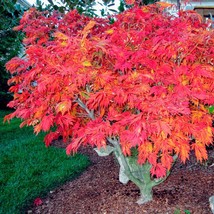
{"left": 40, "top": 114, "right": 54, "bottom": 132}
{"left": 34, "top": 197, "right": 43, "bottom": 206}
{"left": 56, "top": 100, "right": 72, "bottom": 115}
{"left": 150, "top": 163, "right": 166, "bottom": 178}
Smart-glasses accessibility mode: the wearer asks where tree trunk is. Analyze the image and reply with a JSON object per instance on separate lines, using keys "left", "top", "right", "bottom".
{"left": 108, "top": 138, "right": 154, "bottom": 204}
{"left": 137, "top": 184, "right": 153, "bottom": 204}
{"left": 96, "top": 138, "right": 176, "bottom": 205}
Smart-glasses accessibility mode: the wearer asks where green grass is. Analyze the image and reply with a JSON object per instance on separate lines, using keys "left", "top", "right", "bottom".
{"left": 0, "top": 110, "right": 90, "bottom": 214}
{"left": 174, "top": 208, "right": 191, "bottom": 214}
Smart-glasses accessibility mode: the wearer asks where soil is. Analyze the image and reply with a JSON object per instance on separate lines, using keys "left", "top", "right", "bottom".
{"left": 27, "top": 142, "right": 214, "bottom": 214}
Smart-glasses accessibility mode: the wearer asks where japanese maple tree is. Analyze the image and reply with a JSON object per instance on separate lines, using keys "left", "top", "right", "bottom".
{"left": 5, "top": 3, "right": 214, "bottom": 204}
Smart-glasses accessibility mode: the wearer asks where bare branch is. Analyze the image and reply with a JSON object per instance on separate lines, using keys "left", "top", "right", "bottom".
{"left": 75, "top": 98, "right": 95, "bottom": 120}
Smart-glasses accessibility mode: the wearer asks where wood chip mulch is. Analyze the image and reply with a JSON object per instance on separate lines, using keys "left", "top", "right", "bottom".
{"left": 27, "top": 142, "right": 214, "bottom": 214}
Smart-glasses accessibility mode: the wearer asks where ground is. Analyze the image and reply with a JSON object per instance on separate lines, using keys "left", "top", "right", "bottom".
{"left": 27, "top": 142, "right": 214, "bottom": 214}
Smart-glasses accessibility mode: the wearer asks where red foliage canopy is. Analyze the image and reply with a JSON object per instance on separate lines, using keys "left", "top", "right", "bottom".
{"left": 5, "top": 4, "right": 214, "bottom": 177}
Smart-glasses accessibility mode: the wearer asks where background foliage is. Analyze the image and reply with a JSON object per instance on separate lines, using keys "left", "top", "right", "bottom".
{"left": 0, "top": 0, "right": 25, "bottom": 109}
{"left": 35, "top": 0, "right": 158, "bottom": 16}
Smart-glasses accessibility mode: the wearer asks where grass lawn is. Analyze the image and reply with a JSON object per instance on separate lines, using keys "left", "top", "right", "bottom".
{"left": 0, "top": 110, "right": 90, "bottom": 214}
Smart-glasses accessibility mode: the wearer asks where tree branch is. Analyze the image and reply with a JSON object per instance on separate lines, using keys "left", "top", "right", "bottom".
{"left": 107, "top": 137, "right": 145, "bottom": 187}
{"left": 75, "top": 98, "right": 95, "bottom": 120}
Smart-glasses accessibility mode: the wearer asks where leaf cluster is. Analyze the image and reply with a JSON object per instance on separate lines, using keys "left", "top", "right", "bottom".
{"left": 5, "top": 3, "right": 214, "bottom": 177}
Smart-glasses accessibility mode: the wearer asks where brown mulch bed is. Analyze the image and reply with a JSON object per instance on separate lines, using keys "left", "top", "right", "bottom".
{"left": 27, "top": 142, "right": 214, "bottom": 214}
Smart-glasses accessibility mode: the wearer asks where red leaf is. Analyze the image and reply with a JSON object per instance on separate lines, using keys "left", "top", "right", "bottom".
{"left": 161, "top": 154, "right": 173, "bottom": 170}
{"left": 34, "top": 198, "right": 43, "bottom": 206}
{"left": 41, "top": 114, "right": 54, "bottom": 132}
{"left": 66, "top": 138, "right": 82, "bottom": 155}
{"left": 44, "top": 131, "right": 60, "bottom": 147}
{"left": 150, "top": 163, "right": 166, "bottom": 178}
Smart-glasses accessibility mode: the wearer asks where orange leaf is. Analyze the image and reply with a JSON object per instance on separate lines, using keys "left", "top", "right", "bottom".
{"left": 54, "top": 32, "right": 69, "bottom": 46}
{"left": 105, "top": 29, "right": 114, "bottom": 34}
{"left": 34, "top": 124, "right": 42, "bottom": 135}
{"left": 54, "top": 32, "right": 69, "bottom": 40}
{"left": 56, "top": 100, "right": 71, "bottom": 115}
{"left": 179, "top": 141, "right": 190, "bottom": 163}
{"left": 82, "top": 20, "right": 96, "bottom": 38}
{"left": 192, "top": 141, "right": 208, "bottom": 162}
{"left": 82, "top": 60, "right": 92, "bottom": 67}
{"left": 125, "top": 0, "right": 135, "bottom": 5}
{"left": 156, "top": 2, "right": 173, "bottom": 8}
